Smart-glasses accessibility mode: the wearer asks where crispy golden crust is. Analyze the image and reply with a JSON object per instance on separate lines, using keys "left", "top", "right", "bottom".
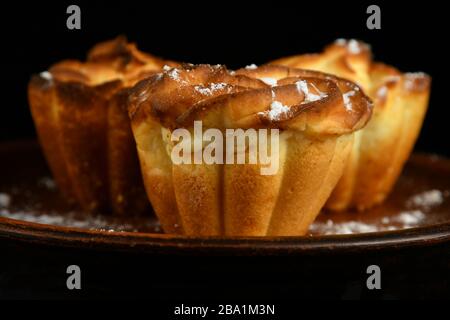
{"left": 28, "top": 36, "right": 173, "bottom": 214}
{"left": 270, "top": 39, "right": 431, "bottom": 210}
{"left": 29, "top": 76, "right": 117, "bottom": 210}
{"left": 129, "top": 64, "right": 372, "bottom": 135}
{"left": 128, "top": 64, "right": 372, "bottom": 236}
{"left": 270, "top": 39, "right": 373, "bottom": 90}
{"left": 48, "top": 36, "right": 172, "bottom": 86}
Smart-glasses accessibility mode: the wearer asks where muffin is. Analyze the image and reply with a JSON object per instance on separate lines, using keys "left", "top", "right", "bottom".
{"left": 28, "top": 36, "right": 176, "bottom": 214}
{"left": 128, "top": 64, "right": 372, "bottom": 236}
{"left": 270, "top": 39, "right": 431, "bottom": 210}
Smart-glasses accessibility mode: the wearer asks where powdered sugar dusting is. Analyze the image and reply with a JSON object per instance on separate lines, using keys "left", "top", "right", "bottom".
{"left": 260, "top": 77, "right": 278, "bottom": 86}
{"left": 348, "top": 39, "right": 362, "bottom": 54}
{"left": 404, "top": 72, "right": 427, "bottom": 79}
{"left": 211, "top": 83, "right": 227, "bottom": 91}
{"left": 404, "top": 72, "right": 427, "bottom": 91}
{"left": 335, "top": 38, "right": 347, "bottom": 46}
{"left": 309, "top": 220, "right": 379, "bottom": 235}
{"left": 194, "top": 82, "right": 230, "bottom": 96}
{"left": 334, "top": 39, "right": 369, "bottom": 54}
{"left": 167, "top": 68, "right": 180, "bottom": 80}
{"left": 245, "top": 64, "right": 258, "bottom": 70}
{"left": 296, "top": 80, "right": 309, "bottom": 95}
{"left": 154, "top": 73, "right": 163, "bottom": 81}
{"left": 0, "top": 193, "right": 11, "bottom": 208}
{"left": 377, "top": 86, "right": 388, "bottom": 99}
{"left": 295, "top": 80, "right": 327, "bottom": 103}
{"left": 407, "top": 189, "right": 444, "bottom": 209}
{"left": 311, "top": 209, "right": 426, "bottom": 235}
{"left": 194, "top": 86, "right": 212, "bottom": 95}
{"left": 40, "top": 71, "right": 53, "bottom": 81}
{"left": 259, "top": 101, "right": 291, "bottom": 121}
{"left": 343, "top": 90, "right": 356, "bottom": 111}
{"left": 381, "top": 210, "right": 425, "bottom": 227}
{"left": 164, "top": 67, "right": 189, "bottom": 85}
{"left": 396, "top": 210, "right": 426, "bottom": 225}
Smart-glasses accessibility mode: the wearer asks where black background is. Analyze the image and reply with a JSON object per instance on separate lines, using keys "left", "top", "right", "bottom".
{"left": 0, "top": 0, "right": 449, "bottom": 302}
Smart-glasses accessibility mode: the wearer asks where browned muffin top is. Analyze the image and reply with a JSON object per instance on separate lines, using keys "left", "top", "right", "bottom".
{"left": 270, "top": 39, "right": 431, "bottom": 112}
{"left": 32, "top": 36, "right": 177, "bottom": 89}
{"left": 129, "top": 64, "right": 373, "bottom": 135}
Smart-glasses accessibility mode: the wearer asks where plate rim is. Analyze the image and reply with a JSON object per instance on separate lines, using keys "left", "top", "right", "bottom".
{"left": 1, "top": 140, "right": 450, "bottom": 255}
{"left": 1, "top": 215, "right": 449, "bottom": 255}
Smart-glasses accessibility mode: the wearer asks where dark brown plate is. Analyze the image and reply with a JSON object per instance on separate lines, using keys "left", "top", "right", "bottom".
{"left": 0, "top": 140, "right": 449, "bottom": 254}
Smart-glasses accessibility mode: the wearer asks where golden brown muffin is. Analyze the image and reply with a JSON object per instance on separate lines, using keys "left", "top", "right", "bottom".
{"left": 270, "top": 39, "right": 431, "bottom": 211}
{"left": 28, "top": 36, "right": 177, "bottom": 215}
{"left": 128, "top": 64, "right": 372, "bottom": 236}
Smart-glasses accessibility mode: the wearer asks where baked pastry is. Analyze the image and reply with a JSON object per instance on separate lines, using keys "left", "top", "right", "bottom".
{"left": 128, "top": 64, "right": 372, "bottom": 236}
{"left": 270, "top": 39, "right": 431, "bottom": 210}
{"left": 28, "top": 36, "right": 176, "bottom": 214}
